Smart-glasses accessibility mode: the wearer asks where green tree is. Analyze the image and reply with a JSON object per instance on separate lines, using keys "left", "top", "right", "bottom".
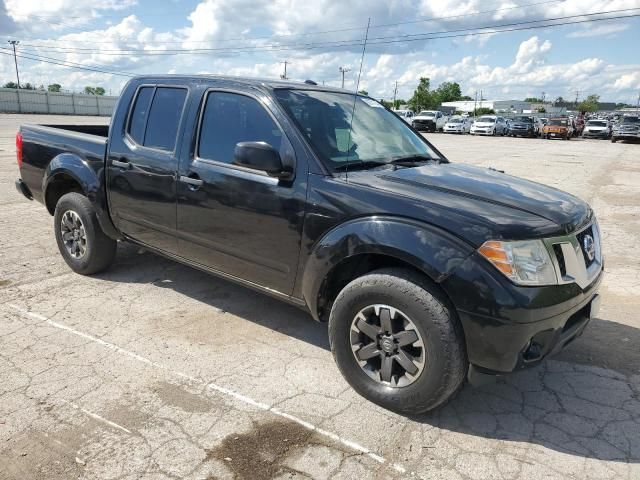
{"left": 577, "top": 94, "right": 600, "bottom": 113}
{"left": 408, "top": 77, "right": 437, "bottom": 112}
{"left": 3, "top": 81, "right": 18, "bottom": 89}
{"left": 537, "top": 107, "right": 546, "bottom": 113}
{"left": 524, "top": 97, "right": 543, "bottom": 103}
{"left": 357, "top": 89, "right": 368, "bottom": 96}
{"left": 94, "top": 87, "right": 106, "bottom": 96}
{"left": 434, "top": 81, "right": 462, "bottom": 103}
{"left": 460, "top": 95, "right": 473, "bottom": 101}
{"left": 48, "top": 83, "right": 62, "bottom": 92}
{"left": 84, "top": 86, "right": 95, "bottom": 95}
{"left": 474, "top": 107, "right": 495, "bottom": 116}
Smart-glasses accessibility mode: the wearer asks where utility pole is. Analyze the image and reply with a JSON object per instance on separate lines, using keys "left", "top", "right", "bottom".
{"left": 279, "top": 60, "right": 290, "bottom": 80}
{"left": 541, "top": 91, "right": 546, "bottom": 103}
{"left": 574, "top": 90, "right": 580, "bottom": 108}
{"left": 339, "top": 66, "right": 350, "bottom": 89}
{"left": 8, "top": 40, "right": 20, "bottom": 89}
{"left": 474, "top": 90, "right": 478, "bottom": 117}
{"left": 392, "top": 81, "right": 398, "bottom": 109}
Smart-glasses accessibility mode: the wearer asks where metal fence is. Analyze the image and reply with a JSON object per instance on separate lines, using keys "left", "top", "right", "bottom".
{"left": 0, "top": 88, "right": 117, "bottom": 116}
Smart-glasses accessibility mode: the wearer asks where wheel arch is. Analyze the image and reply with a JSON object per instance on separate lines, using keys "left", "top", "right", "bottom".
{"left": 43, "top": 153, "right": 121, "bottom": 239}
{"left": 301, "top": 216, "right": 475, "bottom": 322}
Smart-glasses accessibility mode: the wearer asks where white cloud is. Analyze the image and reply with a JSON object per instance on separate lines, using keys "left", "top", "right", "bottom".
{"left": 567, "top": 22, "right": 631, "bottom": 38}
{"left": 1, "top": 0, "right": 639, "bottom": 103}
{"left": 613, "top": 71, "right": 640, "bottom": 90}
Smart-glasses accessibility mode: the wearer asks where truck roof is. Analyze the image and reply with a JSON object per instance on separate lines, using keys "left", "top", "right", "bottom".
{"left": 129, "top": 74, "right": 348, "bottom": 93}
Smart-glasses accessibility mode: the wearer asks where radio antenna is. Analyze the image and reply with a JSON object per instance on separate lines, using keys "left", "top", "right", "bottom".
{"left": 345, "top": 17, "right": 370, "bottom": 182}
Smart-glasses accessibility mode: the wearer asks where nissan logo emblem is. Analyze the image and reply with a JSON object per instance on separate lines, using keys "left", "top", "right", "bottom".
{"left": 583, "top": 234, "right": 596, "bottom": 262}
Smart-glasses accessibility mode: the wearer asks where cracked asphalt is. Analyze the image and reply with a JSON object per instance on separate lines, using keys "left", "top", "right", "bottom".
{"left": 1, "top": 114, "right": 639, "bottom": 479}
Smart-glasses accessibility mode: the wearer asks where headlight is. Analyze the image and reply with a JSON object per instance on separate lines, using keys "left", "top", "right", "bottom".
{"left": 478, "top": 240, "right": 557, "bottom": 286}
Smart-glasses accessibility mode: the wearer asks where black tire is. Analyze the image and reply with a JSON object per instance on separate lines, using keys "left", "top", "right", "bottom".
{"left": 54, "top": 192, "right": 117, "bottom": 275}
{"left": 328, "top": 268, "right": 467, "bottom": 414}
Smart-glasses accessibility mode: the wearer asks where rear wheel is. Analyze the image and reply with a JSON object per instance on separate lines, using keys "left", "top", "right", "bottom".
{"left": 329, "top": 268, "right": 467, "bottom": 414}
{"left": 54, "top": 192, "right": 117, "bottom": 275}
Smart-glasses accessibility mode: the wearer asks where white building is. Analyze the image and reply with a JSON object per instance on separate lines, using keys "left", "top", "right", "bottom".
{"left": 441, "top": 100, "right": 531, "bottom": 113}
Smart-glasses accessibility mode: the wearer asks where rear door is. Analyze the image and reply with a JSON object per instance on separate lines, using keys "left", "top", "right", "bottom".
{"left": 107, "top": 84, "right": 189, "bottom": 253}
{"left": 175, "top": 88, "right": 307, "bottom": 295}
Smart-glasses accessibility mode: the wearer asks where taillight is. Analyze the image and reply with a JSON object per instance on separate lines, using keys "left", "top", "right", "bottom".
{"left": 16, "top": 131, "right": 23, "bottom": 169}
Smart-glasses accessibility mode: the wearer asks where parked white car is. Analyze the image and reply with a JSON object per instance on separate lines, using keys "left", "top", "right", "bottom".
{"left": 412, "top": 110, "right": 449, "bottom": 132}
{"left": 582, "top": 119, "right": 611, "bottom": 139}
{"left": 393, "top": 109, "right": 414, "bottom": 124}
{"left": 470, "top": 115, "right": 508, "bottom": 136}
{"left": 443, "top": 116, "right": 471, "bottom": 134}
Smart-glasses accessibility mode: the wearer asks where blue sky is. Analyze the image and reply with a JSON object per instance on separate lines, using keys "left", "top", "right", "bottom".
{"left": 1, "top": 0, "right": 639, "bottom": 103}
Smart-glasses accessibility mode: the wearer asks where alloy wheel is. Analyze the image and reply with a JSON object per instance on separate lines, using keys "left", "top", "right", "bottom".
{"left": 350, "top": 304, "right": 426, "bottom": 387}
{"left": 60, "top": 210, "right": 87, "bottom": 259}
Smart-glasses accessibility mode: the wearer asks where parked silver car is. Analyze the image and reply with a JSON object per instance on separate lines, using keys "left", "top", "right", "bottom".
{"left": 443, "top": 116, "right": 472, "bottom": 134}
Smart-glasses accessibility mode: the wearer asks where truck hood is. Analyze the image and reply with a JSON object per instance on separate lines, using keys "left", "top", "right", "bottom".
{"left": 413, "top": 115, "right": 436, "bottom": 121}
{"left": 347, "top": 162, "right": 591, "bottom": 241}
{"left": 510, "top": 121, "right": 533, "bottom": 128}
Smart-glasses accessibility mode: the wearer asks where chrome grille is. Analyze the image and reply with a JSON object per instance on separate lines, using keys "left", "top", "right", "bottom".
{"left": 543, "top": 221, "right": 602, "bottom": 289}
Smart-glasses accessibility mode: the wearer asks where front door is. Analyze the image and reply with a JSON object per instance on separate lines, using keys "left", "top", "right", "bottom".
{"left": 176, "top": 89, "right": 307, "bottom": 295}
{"left": 107, "top": 85, "right": 189, "bottom": 253}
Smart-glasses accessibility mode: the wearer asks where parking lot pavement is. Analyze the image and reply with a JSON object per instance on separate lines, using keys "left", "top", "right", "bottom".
{"left": 1, "top": 115, "right": 639, "bottom": 480}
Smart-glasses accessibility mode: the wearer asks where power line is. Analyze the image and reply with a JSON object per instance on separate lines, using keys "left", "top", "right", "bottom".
{"left": 14, "top": 10, "right": 640, "bottom": 57}
{"left": 7, "top": 0, "right": 564, "bottom": 47}
{"left": 0, "top": 48, "right": 135, "bottom": 77}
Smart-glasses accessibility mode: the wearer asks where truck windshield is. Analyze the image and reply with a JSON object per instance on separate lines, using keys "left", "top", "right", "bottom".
{"left": 477, "top": 117, "right": 495, "bottom": 123}
{"left": 274, "top": 89, "right": 440, "bottom": 170}
{"left": 587, "top": 121, "right": 607, "bottom": 127}
{"left": 513, "top": 116, "right": 532, "bottom": 123}
{"left": 549, "top": 119, "right": 568, "bottom": 126}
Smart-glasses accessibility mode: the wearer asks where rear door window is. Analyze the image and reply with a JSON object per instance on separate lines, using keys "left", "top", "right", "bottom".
{"left": 127, "top": 86, "right": 188, "bottom": 151}
{"left": 144, "top": 88, "right": 188, "bottom": 151}
{"left": 127, "top": 87, "right": 154, "bottom": 144}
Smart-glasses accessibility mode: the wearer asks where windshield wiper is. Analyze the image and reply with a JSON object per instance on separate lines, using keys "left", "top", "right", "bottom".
{"left": 388, "top": 154, "right": 434, "bottom": 166}
{"left": 333, "top": 160, "right": 388, "bottom": 172}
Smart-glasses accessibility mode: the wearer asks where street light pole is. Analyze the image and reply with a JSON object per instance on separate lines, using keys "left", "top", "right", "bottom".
{"left": 8, "top": 40, "right": 20, "bottom": 89}
{"left": 339, "top": 66, "right": 350, "bottom": 89}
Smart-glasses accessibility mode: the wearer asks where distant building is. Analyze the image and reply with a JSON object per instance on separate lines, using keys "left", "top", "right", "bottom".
{"left": 440, "top": 100, "right": 531, "bottom": 113}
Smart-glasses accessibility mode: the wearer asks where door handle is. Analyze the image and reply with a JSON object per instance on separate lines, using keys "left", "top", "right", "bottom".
{"left": 112, "top": 159, "right": 131, "bottom": 169}
{"left": 179, "top": 175, "right": 204, "bottom": 187}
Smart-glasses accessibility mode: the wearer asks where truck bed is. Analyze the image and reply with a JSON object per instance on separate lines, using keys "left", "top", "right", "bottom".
{"left": 18, "top": 124, "right": 109, "bottom": 205}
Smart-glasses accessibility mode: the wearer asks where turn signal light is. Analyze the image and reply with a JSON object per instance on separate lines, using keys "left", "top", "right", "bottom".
{"left": 478, "top": 241, "right": 514, "bottom": 276}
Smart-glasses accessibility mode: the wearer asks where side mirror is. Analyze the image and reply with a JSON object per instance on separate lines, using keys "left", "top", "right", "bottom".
{"left": 234, "top": 141, "right": 287, "bottom": 177}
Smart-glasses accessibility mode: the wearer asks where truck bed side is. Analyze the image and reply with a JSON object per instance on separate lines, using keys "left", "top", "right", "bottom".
{"left": 17, "top": 124, "right": 120, "bottom": 239}
{"left": 19, "top": 124, "right": 108, "bottom": 204}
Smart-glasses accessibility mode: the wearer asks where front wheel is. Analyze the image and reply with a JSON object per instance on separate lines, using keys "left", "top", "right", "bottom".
{"left": 329, "top": 268, "right": 467, "bottom": 414}
{"left": 54, "top": 192, "right": 117, "bottom": 275}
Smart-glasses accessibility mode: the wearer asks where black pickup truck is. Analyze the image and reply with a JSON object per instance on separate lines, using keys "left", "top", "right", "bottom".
{"left": 15, "top": 75, "right": 603, "bottom": 414}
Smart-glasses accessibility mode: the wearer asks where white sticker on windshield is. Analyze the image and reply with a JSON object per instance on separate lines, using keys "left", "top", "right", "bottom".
{"left": 361, "top": 98, "right": 383, "bottom": 108}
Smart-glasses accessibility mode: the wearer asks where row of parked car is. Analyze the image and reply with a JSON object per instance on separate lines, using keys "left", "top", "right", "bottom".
{"left": 393, "top": 109, "right": 640, "bottom": 142}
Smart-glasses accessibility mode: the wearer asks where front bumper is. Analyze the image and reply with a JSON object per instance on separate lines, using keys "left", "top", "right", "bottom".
{"left": 412, "top": 121, "right": 436, "bottom": 132}
{"left": 471, "top": 128, "right": 492, "bottom": 135}
{"left": 509, "top": 128, "right": 534, "bottom": 136}
{"left": 442, "top": 252, "right": 603, "bottom": 374}
{"left": 583, "top": 131, "right": 609, "bottom": 138}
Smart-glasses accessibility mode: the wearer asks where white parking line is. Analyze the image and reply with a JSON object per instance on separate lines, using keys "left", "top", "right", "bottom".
{"left": 61, "top": 399, "right": 132, "bottom": 434}
{"left": 8, "top": 303, "right": 408, "bottom": 475}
